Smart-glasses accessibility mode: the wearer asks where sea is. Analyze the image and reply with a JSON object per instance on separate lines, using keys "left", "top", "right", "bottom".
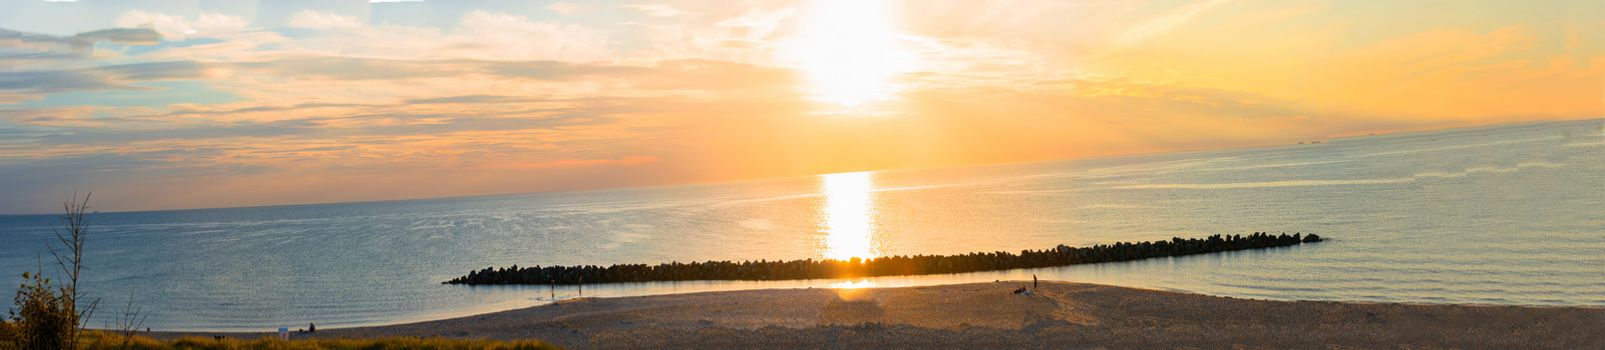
{"left": 1, "top": 118, "right": 1601, "bottom": 331}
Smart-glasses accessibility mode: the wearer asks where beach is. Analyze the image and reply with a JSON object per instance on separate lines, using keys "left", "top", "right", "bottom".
{"left": 7, "top": 2, "right": 1597, "bottom": 349}
{"left": 156, "top": 281, "right": 1605, "bottom": 349}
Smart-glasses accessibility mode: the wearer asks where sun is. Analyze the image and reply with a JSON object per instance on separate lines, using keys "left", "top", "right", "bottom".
{"left": 786, "top": 0, "right": 909, "bottom": 108}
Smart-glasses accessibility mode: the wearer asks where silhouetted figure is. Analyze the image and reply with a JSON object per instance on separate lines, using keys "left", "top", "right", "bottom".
{"left": 1033, "top": 274, "right": 1038, "bottom": 289}
{"left": 309, "top": 322, "right": 316, "bottom": 333}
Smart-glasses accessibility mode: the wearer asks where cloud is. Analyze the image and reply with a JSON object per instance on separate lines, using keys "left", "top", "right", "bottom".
{"left": 623, "top": 4, "right": 695, "bottom": 18}
{"left": 229, "top": 57, "right": 463, "bottom": 80}
{"left": 712, "top": 7, "right": 794, "bottom": 39}
{"left": 212, "top": 56, "right": 794, "bottom": 92}
{"left": 0, "top": 27, "right": 160, "bottom": 61}
{"left": 0, "top": 71, "right": 113, "bottom": 92}
{"left": 453, "top": 10, "right": 612, "bottom": 60}
{"left": 545, "top": 2, "right": 583, "bottom": 16}
{"left": 0, "top": 30, "right": 86, "bottom": 60}
{"left": 69, "top": 28, "right": 163, "bottom": 45}
{"left": 0, "top": 61, "right": 209, "bottom": 93}
{"left": 481, "top": 156, "right": 659, "bottom": 170}
{"left": 116, "top": 10, "right": 192, "bottom": 38}
{"left": 1115, "top": 0, "right": 1231, "bottom": 46}
{"left": 0, "top": 0, "right": 1600, "bottom": 213}
{"left": 286, "top": 10, "right": 364, "bottom": 30}
{"left": 96, "top": 61, "right": 211, "bottom": 81}
{"left": 405, "top": 95, "right": 525, "bottom": 105}
{"left": 114, "top": 11, "right": 249, "bottom": 40}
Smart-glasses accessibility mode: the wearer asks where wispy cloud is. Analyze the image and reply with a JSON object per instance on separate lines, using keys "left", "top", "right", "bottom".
{"left": 0, "top": 61, "right": 210, "bottom": 93}
{"left": 623, "top": 3, "right": 695, "bottom": 18}
{"left": 286, "top": 10, "right": 364, "bottom": 30}
{"left": 1114, "top": 0, "right": 1231, "bottom": 46}
{"left": 0, "top": 27, "right": 159, "bottom": 61}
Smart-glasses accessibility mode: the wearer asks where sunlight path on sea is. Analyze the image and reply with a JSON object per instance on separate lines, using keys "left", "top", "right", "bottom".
{"left": 820, "top": 171, "right": 880, "bottom": 260}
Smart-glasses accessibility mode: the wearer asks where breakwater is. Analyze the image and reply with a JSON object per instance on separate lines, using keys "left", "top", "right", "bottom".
{"left": 446, "top": 232, "right": 1322, "bottom": 285}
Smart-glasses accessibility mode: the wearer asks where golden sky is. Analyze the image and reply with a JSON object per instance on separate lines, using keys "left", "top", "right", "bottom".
{"left": 0, "top": 0, "right": 1601, "bottom": 213}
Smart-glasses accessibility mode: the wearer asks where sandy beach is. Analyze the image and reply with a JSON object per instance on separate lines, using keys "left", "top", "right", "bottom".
{"left": 156, "top": 281, "right": 1604, "bottom": 349}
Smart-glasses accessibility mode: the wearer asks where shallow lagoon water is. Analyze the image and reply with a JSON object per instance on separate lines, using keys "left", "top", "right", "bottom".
{"left": 1, "top": 119, "right": 1601, "bottom": 331}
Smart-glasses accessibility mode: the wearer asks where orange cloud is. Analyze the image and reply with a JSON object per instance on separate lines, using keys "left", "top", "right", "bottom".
{"left": 481, "top": 156, "right": 660, "bottom": 170}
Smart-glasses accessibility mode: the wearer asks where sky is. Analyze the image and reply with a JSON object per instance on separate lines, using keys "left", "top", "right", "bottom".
{"left": 0, "top": 0, "right": 1601, "bottom": 213}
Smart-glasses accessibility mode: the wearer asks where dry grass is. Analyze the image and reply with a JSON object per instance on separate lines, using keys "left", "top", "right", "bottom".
{"left": 6, "top": 329, "right": 560, "bottom": 350}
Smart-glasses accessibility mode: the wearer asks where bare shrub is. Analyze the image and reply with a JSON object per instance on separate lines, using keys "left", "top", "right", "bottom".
{"left": 6, "top": 194, "right": 100, "bottom": 349}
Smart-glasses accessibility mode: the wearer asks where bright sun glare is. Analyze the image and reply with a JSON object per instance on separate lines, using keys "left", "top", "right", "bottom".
{"left": 790, "top": 0, "right": 907, "bottom": 108}
{"left": 820, "top": 171, "right": 879, "bottom": 260}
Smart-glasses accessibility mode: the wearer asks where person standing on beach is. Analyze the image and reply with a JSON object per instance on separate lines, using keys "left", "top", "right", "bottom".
{"left": 1033, "top": 274, "right": 1038, "bottom": 289}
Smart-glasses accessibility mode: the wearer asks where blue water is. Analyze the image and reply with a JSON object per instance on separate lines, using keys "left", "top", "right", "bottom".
{"left": 2, "top": 119, "right": 1601, "bottom": 331}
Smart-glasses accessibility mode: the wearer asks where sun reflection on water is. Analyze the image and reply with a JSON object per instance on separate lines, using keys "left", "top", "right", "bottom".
{"left": 820, "top": 171, "right": 879, "bottom": 261}
{"left": 829, "top": 279, "right": 878, "bottom": 289}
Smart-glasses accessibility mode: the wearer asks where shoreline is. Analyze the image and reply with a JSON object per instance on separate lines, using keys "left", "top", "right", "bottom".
{"left": 151, "top": 280, "right": 1605, "bottom": 349}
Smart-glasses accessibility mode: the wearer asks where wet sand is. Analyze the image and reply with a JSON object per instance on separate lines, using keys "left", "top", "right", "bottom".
{"left": 158, "top": 281, "right": 1604, "bottom": 349}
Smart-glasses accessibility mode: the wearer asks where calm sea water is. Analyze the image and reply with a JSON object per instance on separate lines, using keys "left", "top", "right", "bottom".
{"left": 2, "top": 119, "right": 1601, "bottom": 331}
